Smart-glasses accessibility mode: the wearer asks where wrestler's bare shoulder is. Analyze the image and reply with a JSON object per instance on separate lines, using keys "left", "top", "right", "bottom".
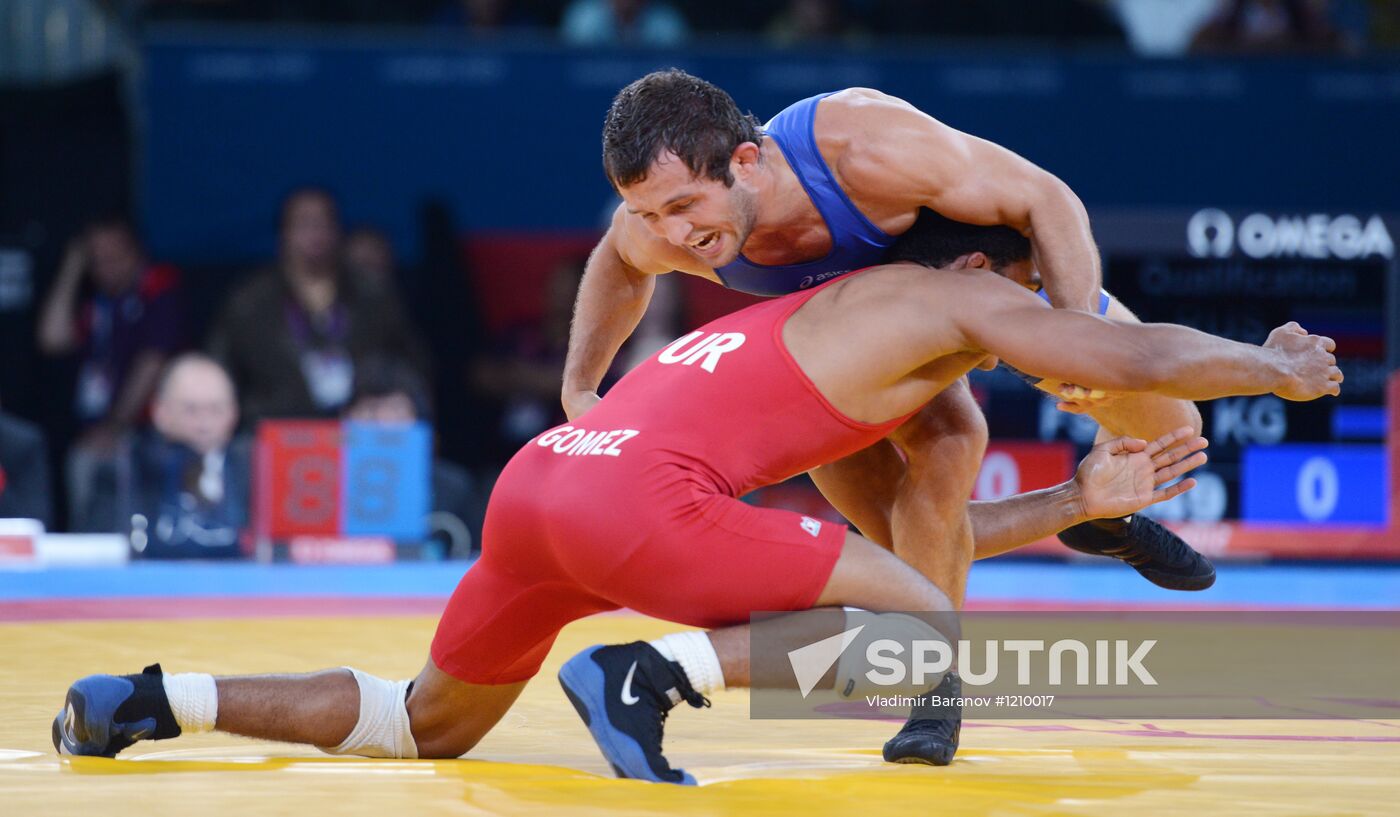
{"left": 821, "top": 87, "right": 909, "bottom": 114}
{"left": 812, "top": 89, "right": 929, "bottom": 156}
{"left": 810, "top": 263, "right": 1013, "bottom": 322}
{"left": 810, "top": 90, "right": 948, "bottom": 224}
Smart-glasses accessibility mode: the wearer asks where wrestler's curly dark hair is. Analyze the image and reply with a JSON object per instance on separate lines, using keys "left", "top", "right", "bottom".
{"left": 602, "top": 69, "right": 763, "bottom": 189}
{"left": 889, "top": 208, "right": 1032, "bottom": 270}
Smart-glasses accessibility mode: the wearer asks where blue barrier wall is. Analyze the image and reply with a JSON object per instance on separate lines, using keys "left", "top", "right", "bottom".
{"left": 140, "top": 29, "right": 1400, "bottom": 264}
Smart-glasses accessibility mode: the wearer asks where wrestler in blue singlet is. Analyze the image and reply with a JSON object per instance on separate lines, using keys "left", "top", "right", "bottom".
{"left": 714, "top": 93, "right": 896, "bottom": 297}
{"left": 715, "top": 93, "right": 1111, "bottom": 317}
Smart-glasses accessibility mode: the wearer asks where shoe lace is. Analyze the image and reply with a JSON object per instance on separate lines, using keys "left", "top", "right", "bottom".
{"left": 652, "top": 703, "right": 671, "bottom": 747}
{"left": 682, "top": 689, "right": 711, "bottom": 709}
{"left": 1110, "top": 516, "right": 1193, "bottom": 568}
{"left": 646, "top": 690, "right": 709, "bottom": 774}
{"left": 908, "top": 714, "right": 957, "bottom": 738}
{"left": 662, "top": 657, "right": 711, "bottom": 711}
{"left": 907, "top": 673, "right": 960, "bottom": 726}
{"left": 644, "top": 672, "right": 710, "bottom": 767}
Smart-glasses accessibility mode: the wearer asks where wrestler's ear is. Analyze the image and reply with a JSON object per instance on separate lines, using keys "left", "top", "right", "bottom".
{"left": 946, "top": 252, "right": 989, "bottom": 271}
{"left": 730, "top": 142, "right": 762, "bottom": 179}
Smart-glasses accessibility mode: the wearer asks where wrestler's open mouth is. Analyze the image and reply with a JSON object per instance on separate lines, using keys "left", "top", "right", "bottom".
{"left": 691, "top": 232, "right": 719, "bottom": 251}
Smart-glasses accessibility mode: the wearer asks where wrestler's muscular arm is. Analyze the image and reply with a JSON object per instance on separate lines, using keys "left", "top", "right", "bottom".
{"left": 830, "top": 90, "right": 1100, "bottom": 312}
{"left": 1038, "top": 296, "right": 1204, "bottom": 439}
{"left": 901, "top": 268, "right": 1333, "bottom": 556}
{"left": 561, "top": 207, "right": 665, "bottom": 420}
{"left": 948, "top": 270, "right": 1343, "bottom": 402}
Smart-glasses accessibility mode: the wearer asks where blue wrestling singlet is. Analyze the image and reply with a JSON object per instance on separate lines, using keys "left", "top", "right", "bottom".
{"left": 714, "top": 93, "right": 896, "bottom": 296}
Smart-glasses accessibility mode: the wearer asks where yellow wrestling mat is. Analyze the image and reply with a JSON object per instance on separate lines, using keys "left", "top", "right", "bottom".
{"left": 2, "top": 614, "right": 1396, "bottom": 816}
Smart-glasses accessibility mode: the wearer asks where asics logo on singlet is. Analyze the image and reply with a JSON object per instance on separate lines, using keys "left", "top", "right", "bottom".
{"left": 800, "top": 516, "right": 822, "bottom": 538}
{"left": 799, "top": 270, "right": 850, "bottom": 289}
{"left": 536, "top": 425, "right": 639, "bottom": 457}
{"left": 657, "top": 331, "right": 746, "bottom": 373}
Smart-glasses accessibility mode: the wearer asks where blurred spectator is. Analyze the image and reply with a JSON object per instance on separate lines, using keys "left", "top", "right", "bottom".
{"left": 1321, "top": 0, "right": 1377, "bottom": 50}
{"left": 345, "top": 356, "right": 434, "bottom": 424}
{"left": 473, "top": 256, "right": 583, "bottom": 448}
{"left": 36, "top": 215, "right": 186, "bottom": 522}
{"left": 138, "top": 0, "right": 259, "bottom": 23}
{"left": 85, "top": 354, "right": 249, "bottom": 559}
{"left": 0, "top": 399, "right": 53, "bottom": 528}
{"left": 431, "top": 0, "right": 540, "bottom": 32}
{"left": 137, "top": 0, "right": 430, "bottom": 25}
{"left": 345, "top": 357, "right": 485, "bottom": 557}
{"left": 1191, "top": 0, "right": 1345, "bottom": 52}
{"left": 1109, "top": 0, "right": 1222, "bottom": 55}
{"left": 767, "top": 0, "right": 865, "bottom": 47}
{"left": 1374, "top": 0, "right": 1400, "bottom": 48}
{"left": 561, "top": 0, "right": 689, "bottom": 46}
{"left": 0, "top": 0, "right": 131, "bottom": 83}
{"left": 208, "top": 188, "right": 429, "bottom": 428}
{"left": 870, "top": 0, "right": 1124, "bottom": 44}
{"left": 344, "top": 226, "right": 397, "bottom": 291}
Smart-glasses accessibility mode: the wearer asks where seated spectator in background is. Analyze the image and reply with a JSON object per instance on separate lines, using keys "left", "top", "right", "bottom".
{"left": 1191, "top": 0, "right": 1344, "bottom": 52}
{"left": 561, "top": 0, "right": 689, "bottom": 46}
{"left": 36, "top": 215, "right": 186, "bottom": 522}
{"left": 345, "top": 357, "right": 484, "bottom": 557}
{"left": 870, "top": 0, "right": 1124, "bottom": 44}
{"left": 472, "top": 256, "right": 583, "bottom": 448}
{"left": 344, "top": 225, "right": 431, "bottom": 356}
{"left": 344, "top": 226, "right": 397, "bottom": 291}
{"left": 1109, "top": 0, "right": 1221, "bottom": 55}
{"left": 1374, "top": 0, "right": 1400, "bottom": 48}
{"left": 766, "top": 0, "right": 865, "bottom": 47}
{"left": 432, "top": 0, "right": 541, "bottom": 32}
{"left": 208, "top": 188, "right": 428, "bottom": 428}
{"left": 0, "top": 398, "right": 53, "bottom": 528}
{"left": 1324, "top": 0, "right": 1373, "bottom": 49}
{"left": 84, "top": 354, "right": 249, "bottom": 559}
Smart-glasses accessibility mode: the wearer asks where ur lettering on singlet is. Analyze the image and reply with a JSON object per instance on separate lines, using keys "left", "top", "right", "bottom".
{"left": 714, "top": 93, "right": 897, "bottom": 296}
{"left": 531, "top": 331, "right": 748, "bottom": 459}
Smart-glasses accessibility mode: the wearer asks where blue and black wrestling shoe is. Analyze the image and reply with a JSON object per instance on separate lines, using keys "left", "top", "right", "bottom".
{"left": 558, "top": 641, "right": 709, "bottom": 784}
{"left": 883, "top": 671, "right": 962, "bottom": 766}
{"left": 53, "top": 664, "right": 181, "bottom": 757}
{"left": 1059, "top": 515, "right": 1216, "bottom": 591}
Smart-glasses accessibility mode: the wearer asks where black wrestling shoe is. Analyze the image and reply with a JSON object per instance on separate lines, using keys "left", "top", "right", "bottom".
{"left": 558, "top": 641, "right": 710, "bottom": 784}
{"left": 883, "top": 672, "right": 961, "bottom": 766}
{"left": 1059, "top": 515, "right": 1216, "bottom": 591}
{"left": 53, "top": 664, "right": 181, "bottom": 757}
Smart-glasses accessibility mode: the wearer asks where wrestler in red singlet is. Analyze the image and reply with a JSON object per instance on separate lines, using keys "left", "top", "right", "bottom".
{"left": 431, "top": 276, "right": 910, "bottom": 684}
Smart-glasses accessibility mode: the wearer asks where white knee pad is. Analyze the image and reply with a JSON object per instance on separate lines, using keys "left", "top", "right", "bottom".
{"left": 320, "top": 668, "right": 418, "bottom": 759}
{"left": 835, "top": 609, "right": 952, "bottom": 697}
